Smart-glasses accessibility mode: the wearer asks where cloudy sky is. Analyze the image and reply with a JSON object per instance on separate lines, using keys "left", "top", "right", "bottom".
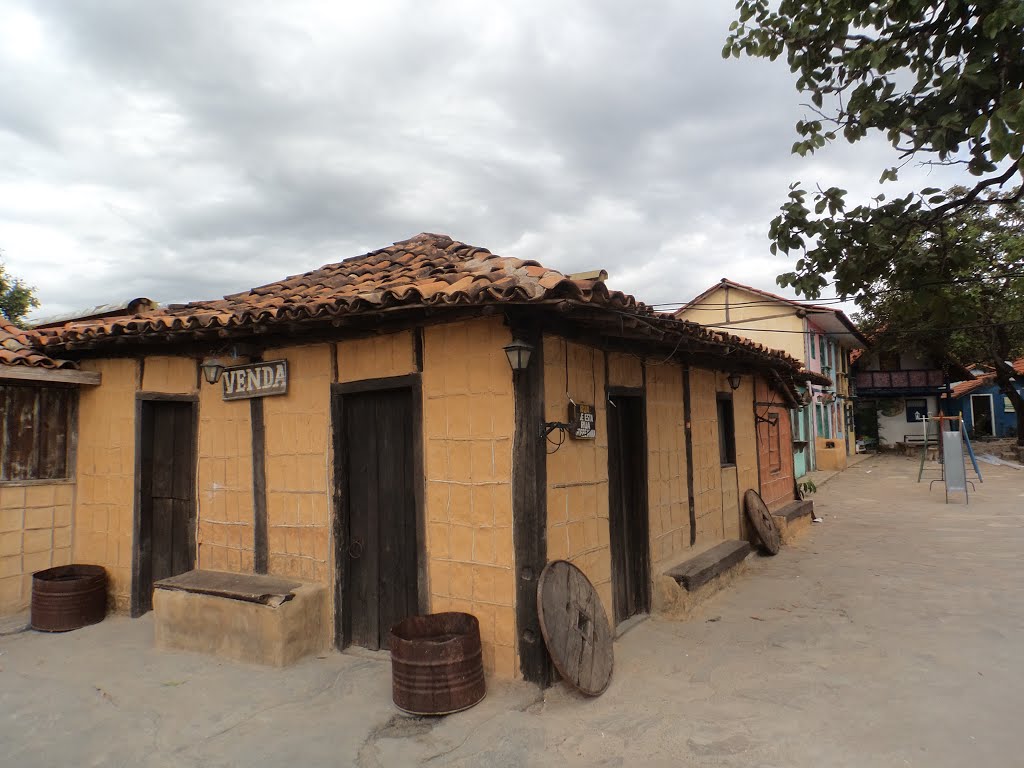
{"left": 0, "top": 1, "right": 971, "bottom": 320}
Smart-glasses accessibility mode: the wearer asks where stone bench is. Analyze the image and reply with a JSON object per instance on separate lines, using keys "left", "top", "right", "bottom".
{"left": 154, "top": 570, "right": 329, "bottom": 667}
{"left": 772, "top": 499, "right": 814, "bottom": 544}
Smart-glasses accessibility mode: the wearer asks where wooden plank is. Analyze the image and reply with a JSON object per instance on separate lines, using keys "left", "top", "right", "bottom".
{"left": 155, "top": 569, "right": 300, "bottom": 604}
{"left": 510, "top": 328, "right": 551, "bottom": 685}
{"left": 150, "top": 405, "right": 176, "bottom": 498}
{"left": 37, "top": 388, "right": 71, "bottom": 480}
{"left": 666, "top": 540, "right": 752, "bottom": 592}
{"left": 151, "top": 497, "right": 175, "bottom": 585}
{"left": 344, "top": 391, "right": 379, "bottom": 649}
{"left": 606, "top": 395, "right": 629, "bottom": 624}
{"left": 0, "top": 366, "right": 101, "bottom": 386}
{"left": 3, "top": 386, "right": 40, "bottom": 481}
{"left": 537, "top": 560, "right": 614, "bottom": 696}
{"left": 250, "top": 396, "right": 268, "bottom": 573}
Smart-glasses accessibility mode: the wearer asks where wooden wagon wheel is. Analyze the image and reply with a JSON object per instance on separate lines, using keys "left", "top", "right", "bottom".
{"left": 537, "top": 560, "right": 614, "bottom": 696}
{"left": 743, "top": 489, "right": 781, "bottom": 555}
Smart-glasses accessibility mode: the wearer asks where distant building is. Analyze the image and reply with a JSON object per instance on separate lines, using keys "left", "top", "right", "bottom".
{"left": 677, "top": 279, "right": 867, "bottom": 477}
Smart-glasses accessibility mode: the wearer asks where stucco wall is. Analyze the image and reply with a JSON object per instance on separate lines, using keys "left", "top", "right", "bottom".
{"left": 645, "top": 363, "right": 689, "bottom": 571}
{"left": 197, "top": 361, "right": 254, "bottom": 574}
{"left": 262, "top": 344, "right": 332, "bottom": 585}
{"left": 73, "top": 358, "right": 137, "bottom": 611}
{"left": 688, "top": 368, "right": 725, "bottom": 543}
{"left": 877, "top": 396, "right": 938, "bottom": 446}
{"left": 0, "top": 482, "right": 74, "bottom": 615}
{"left": 755, "top": 377, "right": 796, "bottom": 511}
{"left": 544, "top": 338, "right": 613, "bottom": 620}
{"left": 679, "top": 286, "right": 806, "bottom": 361}
{"left": 422, "top": 317, "right": 517, "bottom": 679}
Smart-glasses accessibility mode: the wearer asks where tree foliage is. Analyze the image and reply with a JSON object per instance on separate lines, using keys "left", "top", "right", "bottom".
{"left": 853, "top": 188, "right": 1024, "bottom": 442}
{"left": 725, "top": 0, "right": 1024, "bottom": 299}
{"left": 0, "top": 253, "right": 39, "bottom": 328}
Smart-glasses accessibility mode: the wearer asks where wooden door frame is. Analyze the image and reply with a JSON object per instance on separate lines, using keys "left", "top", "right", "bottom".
{"left": 604, "top": 385, "right": 651, "bottom": 623}
{"left": 131, "top": 392, "right": 199, "bottom": 618}
{"left": 330, "top": 375, "right": 426, "bottom": 649}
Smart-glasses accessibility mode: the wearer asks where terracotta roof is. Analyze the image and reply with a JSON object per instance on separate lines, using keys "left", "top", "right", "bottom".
{"left": 41, "top": 234, "right": 646, "bottom": 346}
{"left": 947, "top": 359, "right": 1024, "bottom": 398}
{"left": 0, "top": 316, "right": 77, "bottom": 369}
{"left": 40, "top": 233, "right": 818, "bottom": 396}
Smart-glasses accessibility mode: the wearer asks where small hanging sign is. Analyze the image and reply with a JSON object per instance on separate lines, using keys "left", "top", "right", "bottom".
{"left": 222, "top": 360, "right": 289, "bottom": 401}
{"left": 568, "top": 402, "right": 597, "bottom": 440}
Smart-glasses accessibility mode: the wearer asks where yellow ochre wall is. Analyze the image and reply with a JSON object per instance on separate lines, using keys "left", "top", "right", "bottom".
{"left": 644, "top": 364, "right": 689, "bottom": 571}
{"left": 262, "top": 344, "right": 332, "bottom": 585}
{"left": 73, "top": 358, "right": 138, "bottom": 611}
{"left": 196, "top": 359, "right": 254, "bottom": 575}
{"left": 0, "top": 482, "right": 74, "bottom": 614}
{"left": 422, "top": 318, "right": 517, "bottom": 679}
{"left": 543, "top": 337, "right": 614, "bottom": 619}
{"left": 679, "top": 286, "right": 806, "bottom": 361}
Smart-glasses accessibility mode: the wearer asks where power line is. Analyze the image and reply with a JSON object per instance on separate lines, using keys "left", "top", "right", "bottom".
{"left": 651, "top": 271, "right": 1023, "bottom": 310}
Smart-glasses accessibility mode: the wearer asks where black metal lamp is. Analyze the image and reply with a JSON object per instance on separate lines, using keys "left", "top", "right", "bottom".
{"left": 200, "top": 358, "right": 225, "bottom": 385}
{"left": 727, "top": 372, "right": 742, "bottom": 390}
{"left": 503, "top": 339, "right": 534, "bottom": 371}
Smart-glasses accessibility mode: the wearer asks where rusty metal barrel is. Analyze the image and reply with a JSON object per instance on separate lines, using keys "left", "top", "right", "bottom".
{"left": 389, "top": 612, "right": 486, "bottom": 715}
{"left": 31, "top": 564, "right": 107, "bottom": 632}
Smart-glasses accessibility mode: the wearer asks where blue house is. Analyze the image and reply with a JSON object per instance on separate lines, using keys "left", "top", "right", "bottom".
{"left": 947, "top": 361, "right": 1024, "bottom": 439}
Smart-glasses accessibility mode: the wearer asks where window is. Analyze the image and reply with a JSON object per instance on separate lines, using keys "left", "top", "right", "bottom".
{"left": 809, "top": 335, "right": 816, "bottom": 360}
{"left": 879, "top": 351, "right": 901, "bottom": 371}
{"left": 767, "top": 414, "right": 782, "bottom": 473}
{"left": 717, "top": 394, "right": 736, "bottom": 466}
{"left": 819, "top": 336, "right": 826, "bottom": 364}
{"left": 0, "top": 385, "right": 75, "bottom": 481}
{"left": 905, "top": 398, "right": 928, "bottom": 423}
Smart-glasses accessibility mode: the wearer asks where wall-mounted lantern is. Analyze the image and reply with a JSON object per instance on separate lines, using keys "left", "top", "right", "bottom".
{"left": 727, "top": 372, "right": 742, "bottom": 391}
{"left": 200, "top": 358, "right": 225, "bottom": 385}
{"left": 503, "top": 339, "right": 534, "bottom": 371}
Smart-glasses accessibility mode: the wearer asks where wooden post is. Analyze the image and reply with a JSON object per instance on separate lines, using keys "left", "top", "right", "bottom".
{"left": 510, "top": 329, "right": 552, "bottom": 686}
{"left": 682, "top": 366, "right": 697, "bottom": 546}
{"left": 250, "top": 354, "right": 269, "bottom": 574}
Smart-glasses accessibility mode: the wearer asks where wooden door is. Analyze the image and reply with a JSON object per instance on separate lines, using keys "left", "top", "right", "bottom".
{"left": 606, "top": 393, "right": 650, "bottom": 625}
{"left": 338, "top": 388, "right": 418, "bottom": 650}
{"left": 137, "top": 400, "right": 196, "bottom": 614}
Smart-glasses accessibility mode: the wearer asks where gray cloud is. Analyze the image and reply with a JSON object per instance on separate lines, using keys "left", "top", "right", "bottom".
{"left": 0, "top": 1, "right": 977, "bottom": 320}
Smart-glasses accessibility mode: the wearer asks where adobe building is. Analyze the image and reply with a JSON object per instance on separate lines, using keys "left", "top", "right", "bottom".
{"left": 8, "top": 234, "right": 819, "bottom": 682}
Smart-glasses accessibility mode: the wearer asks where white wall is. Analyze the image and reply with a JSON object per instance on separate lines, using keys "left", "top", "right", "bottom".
{"left": 877, "top": 396, "right": 939, "bottom": 445}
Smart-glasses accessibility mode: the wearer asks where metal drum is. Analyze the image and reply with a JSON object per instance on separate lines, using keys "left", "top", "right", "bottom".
{"left": 31, "top": 564, "right": 107, "bottom": 632}
{"left": 389, "top": 612, "right": 486, "bottom": 715}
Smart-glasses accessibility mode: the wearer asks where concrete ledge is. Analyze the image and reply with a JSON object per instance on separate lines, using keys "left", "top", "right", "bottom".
{"left": 665, "top": 540, "right": 752, "bottom": 592}
{"left": 773, "top": 499, "right": 814, "bottom": 544}
{"left": 154, "top": 576, "right": 328, "bottom": 667}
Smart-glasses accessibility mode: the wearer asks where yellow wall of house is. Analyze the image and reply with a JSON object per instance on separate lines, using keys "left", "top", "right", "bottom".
{"left": 142, "top": 356, "right": 197, "bottom": 394}
{"left": 689, "top": 368, "right": 725, "bottom": 543}
{"left": 197, "top": 366, "right": 254, "bottom": 575}
{"left": 73, "top": 358, "right": 138, "bottom": 611}
{"left": 261, "top": 345, "right": 333, "bottom": 585}
{"left": 645, "top": 364, "right": 689, "bottom": 571}
{"left": 422, "top": 317, "right": 517, "bottom": 679}
{"left": 729, "top": 373, "right": 758, "bottom": 541}
{"left": 0, "top": 482, "right": 74, "bottom": 615}
{"left": 337, "top": 331, "right": 415, "bottom": 383}
{"left": 814, "top": 437, "right": 848, "bottom": 471}
{"left": 680, "top": 286, "right": 806, "bottom": 361}
{"left": 544, "top": 338, "right": 613, "bottom": 620}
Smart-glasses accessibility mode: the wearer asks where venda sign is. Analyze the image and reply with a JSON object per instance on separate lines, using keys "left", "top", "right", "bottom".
{"left": 222, "top": 360, "right": 288, "bottom": 401}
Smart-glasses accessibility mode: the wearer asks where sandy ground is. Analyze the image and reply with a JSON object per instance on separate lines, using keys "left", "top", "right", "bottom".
{"left": 2, "top": 454, "right": 1023, "bottom": 767}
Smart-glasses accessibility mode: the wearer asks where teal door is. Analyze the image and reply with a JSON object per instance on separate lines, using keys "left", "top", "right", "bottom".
{"left": 793, "top": 405, "right": 809, "bottom": 477}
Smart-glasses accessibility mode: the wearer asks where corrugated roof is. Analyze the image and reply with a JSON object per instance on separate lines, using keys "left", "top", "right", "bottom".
{"left": 0, "top": 316, "right": 77, "bottom": 370}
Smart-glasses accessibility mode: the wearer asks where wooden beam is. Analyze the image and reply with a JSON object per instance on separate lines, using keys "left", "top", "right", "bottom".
{"left": 0, "top": 366, "right": 101, "bottom": 386}
{"left": 249, "top": 353, "right": 269, "bottom": 574}
{"left": 510, "top": 328, "right": 552, "bottom": 686}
